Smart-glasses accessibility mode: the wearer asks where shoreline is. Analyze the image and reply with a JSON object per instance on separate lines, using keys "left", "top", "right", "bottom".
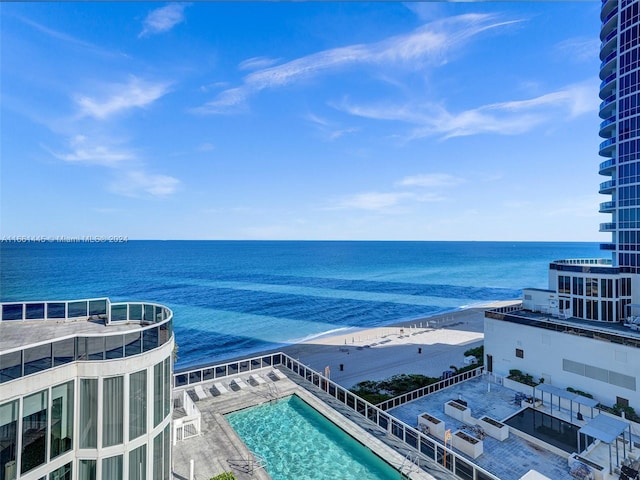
{"left": 175, "top": 299, "right": 520, "bottom": 388}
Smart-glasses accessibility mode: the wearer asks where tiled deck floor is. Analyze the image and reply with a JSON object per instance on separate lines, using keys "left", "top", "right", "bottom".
{"left": 388, "top": 377, "right": 575, "bottom": 480}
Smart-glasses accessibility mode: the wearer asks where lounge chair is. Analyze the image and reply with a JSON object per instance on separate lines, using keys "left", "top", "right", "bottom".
{"left": 270, "top": 368, "right": 287, "bottom": 381}
{"left": 249, "top": 374, "right": 266, "bottom": 386}
{"left": 212, "top": 382, "right": 228, "bottom": 395}
{"left": 231, "top": 378, "right": 249, "bottom": 390}
{"left": 194, "top": 385, "right": 208, "bottom": 400}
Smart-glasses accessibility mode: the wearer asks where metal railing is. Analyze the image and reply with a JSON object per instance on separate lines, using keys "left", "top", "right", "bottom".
{"left": 376, "top": 367, "right": 484, "bottom": 412}
{"left": 174, "top": 353, "right": 501, "bottom": 480}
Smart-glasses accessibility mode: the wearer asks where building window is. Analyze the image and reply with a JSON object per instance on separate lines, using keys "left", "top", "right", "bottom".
{"left": 49, "top": 462, "right": 72, "bottom": 480}
{"left": 516, "top": 348, "right": 524, "bottom": 359}
{"left": 586, "top": 300, "right": 599, "bottom": 320}
{"left": 571, "top": 276, "right": 583, "bottom": 297}
{"left": 129, "top": 370, "right": 147, "bottom": 441}
{"left": 51, "top": 380, "right": 74, "bottom": 459}
{"left": 558, "top": 275, "right": 570, "bottom": 294}
{"left": 102, "top": 455, "right": 123, "bottom": 480}
{"left": 573, "top": 298, "right": 584, "bottom": 318}
{"left": 601, "top": 278, "right": 614, "bottom": 298}
{"left": 129, "top": 444, "right": 147, "bottom": 480}
{"left": 586, "top": 278, "right": 599, "bottom": 297}
{"left": 103, "top": 376, "right": 124, "bottom": 447}
{"left": 78, "top": 460, "right": 97, "bottom": 480}
{"left": 21, "top": 390, "right": 48, "bottom": 474}
{"left": 0, "top": 400, "right": 18, "bottom": 480}
{"left": 154, "top": 358, "right": 171, "bottom": 428}
{"left": 79, "top": 379, "right": 98, "bottom": 448}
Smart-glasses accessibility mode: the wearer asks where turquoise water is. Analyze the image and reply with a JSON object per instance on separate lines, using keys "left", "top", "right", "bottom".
{"left": 0, "top": 241, "right": 602, "bottom": 368}
{"left": 226, "top": 395, "right": 402, "bottom": 480}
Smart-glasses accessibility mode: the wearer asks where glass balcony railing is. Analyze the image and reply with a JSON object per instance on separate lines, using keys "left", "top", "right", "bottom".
{"left": 599, "top": 137, "right": 616, "bottom": 154}
{"left": 599, "top": 179, "right": 616, "bottom": 192}
{"left": 600, "top": 243, "right": 616, "bottom": 251}
{"left": 600, "top": 222, "right": 617, "bottom": 231}
{"left": 599, "top": 200, "right": 616, "bottom": 211}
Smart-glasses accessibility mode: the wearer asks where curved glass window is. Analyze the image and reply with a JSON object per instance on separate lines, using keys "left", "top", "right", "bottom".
{"left": 102, "top": 376, "right": 124, "bottom": 447}
{"left": 51, "top": 381, "right": 74, "bottom": 459}
{"left": 129, "top": 370, "right": 147, "bottom": 440}
{"left": 21, "top": 390, "right": 48, "bottom": 474}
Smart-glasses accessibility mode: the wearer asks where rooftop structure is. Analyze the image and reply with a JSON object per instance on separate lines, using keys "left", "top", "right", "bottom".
{"left": 0, "top": 298, "right": 174, "bottom": 480}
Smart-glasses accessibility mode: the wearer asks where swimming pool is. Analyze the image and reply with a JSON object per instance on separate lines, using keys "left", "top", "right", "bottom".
{"left": 226, "top": 395, "right": 404, "bottom": 480}
{"left": 505, "top": 408, "right": 579, "bottom": 453}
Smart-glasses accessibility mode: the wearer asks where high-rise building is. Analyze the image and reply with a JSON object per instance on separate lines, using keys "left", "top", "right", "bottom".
{"left": 530, "top": 0, "right": 640, "bottom": 323}
{"left": 0, "top": 298, "right": 174, "bottom": 480}
{"left": 485, "top": 0, "right": 640, "bottom": 412}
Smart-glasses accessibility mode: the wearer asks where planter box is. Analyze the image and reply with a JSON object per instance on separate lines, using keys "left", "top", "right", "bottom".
{"left": 445, "top": 400, "right": 472, "bottom": 424}
{"left": 418, "top": 413, "right": 445, "bottom": 440}
{"left": 452, "top": 430, "right": 483, "bottom": 459}
{"left": 502, "top": 377, "right": 536, "bottom": 398}
{"left": 477, "top": 416, "right": 509, "bottom": 441}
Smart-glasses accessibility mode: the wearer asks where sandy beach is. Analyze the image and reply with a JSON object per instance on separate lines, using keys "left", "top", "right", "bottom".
{"left": 280, "top": 300, "right": 519, "bottom": 388}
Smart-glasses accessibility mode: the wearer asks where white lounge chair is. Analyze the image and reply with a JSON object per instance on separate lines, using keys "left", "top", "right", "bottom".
{"left": 270, "top": 369, "right": 287, "bottom": 381}
{"left": 231, "top": 378, "right": 249, "bottom": 390}
{"left": 212, "top": 382, "right": 228, "bottom": 395}
{"left": 249, "top": 374, "right": 266, "bottom": 386}
{"left": 194, "top": 385, "right": 208, "bottom": 400}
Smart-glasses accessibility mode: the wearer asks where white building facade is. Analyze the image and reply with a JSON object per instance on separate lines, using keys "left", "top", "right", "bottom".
{"left": 0, "top": 298, "right": 174, "bottom": 480}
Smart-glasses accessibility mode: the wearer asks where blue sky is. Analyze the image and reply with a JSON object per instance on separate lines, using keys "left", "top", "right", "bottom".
{"left": 1, "top": 2, "right": 606, "bottom": 241}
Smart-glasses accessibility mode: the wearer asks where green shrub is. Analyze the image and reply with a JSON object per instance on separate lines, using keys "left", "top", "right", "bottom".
{"left": 210, "top": 473, "right": 236, "bottom": 480}
{"left": 566, "top": 387, "right": 593, "bottom": 399}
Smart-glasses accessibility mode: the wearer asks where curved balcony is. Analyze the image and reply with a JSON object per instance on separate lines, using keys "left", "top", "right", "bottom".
{"left": 600, "top": 8, "right": 618, "bottom": 41}
{"left": 599, "top": 116, "right": 616, "bottom": 138}
{"left": 0, "top": 297, "right": 174, "bottom": 384}
{"left": 599, "top": 200, "right": 616, "bottom": 212}
{"left": 600, "top": 222, "right": 617, "bottom": 232}
{"left": 600, "top": 137, "right": 617, "bottom": 156}
{"left": 600, "top": 73, "right": 616, "bottom": 99}
{"left": 599, "top": 158, "right": 616, "bottom": 175}
{"left": 600, "top": 243, "right": 617, "bottom": 251}
{"left": 599, "top": 94, "right": 616, "bottom": 120}
{"left": 600, "top": 51, "right": 617, "bottom": 79}
{"left": 600, "top": 32, "right": 617, "bottom": 61}
{"left": 600, "top": 0, "right": 617, "bottom": 23}
{"left": 600, "top": 179, "right": 616, "bottom": 193}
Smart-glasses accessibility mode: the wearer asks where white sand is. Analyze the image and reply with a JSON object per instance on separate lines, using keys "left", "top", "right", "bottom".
{"left": 281, "top": 300, "right": 518, "bottom": 388}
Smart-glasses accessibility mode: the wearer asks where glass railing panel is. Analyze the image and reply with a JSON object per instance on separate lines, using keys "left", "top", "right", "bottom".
{"left": 53, "top": 338, "right": 76, "bottom": 366}
{"left": 111, "top": 304, "right": 128, "bottom": 322}
{"left": 87, "top": 337, "right": 105, "bottom": 361}
{"left": 106, "top": 335, "right": 124, "bottom": 360}
{"left": 129, "top": 304, "right": 143, "bottom": 321}
{"left": 47, "top": 303, "right": 66, "bottom": 319}
{"left": 144, "top": 304, "right": 154, "bottom": 322}
{"left": 188, "top": 371, "right": 201, "bottom": 384}
{"left": 23, "top": 343, "right": 52, "bottom": 376}
{"left": 2, "top": 304, "right": 23, "bottom": 321}
{"left": 0, "top": 351, "right": 22, "bottom": 383}
{"left": 89, "top": 299, "right": 108, "bottom": 316}
{"left": 143, "top": 326, "right": 159, "bottom": 352}
{"left": 25, "top": 303, "right": 45, "bottom": 320}
{"left": 203, "top": 368, "right": 214, "bottom": 381}
{"left": 68, "top": 301, "right": 88, "bottom": 318}
{"left": 124, "top": 332, "right": 142, "bottom": 357}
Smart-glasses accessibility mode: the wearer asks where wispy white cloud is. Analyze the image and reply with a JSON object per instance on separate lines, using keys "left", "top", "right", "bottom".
{"left": 197, "top": 14, "right": 520, "bottom": 114}
{"left": 396, "top": 173, "right": 465, "bottom": 188}
{"left": 51, "top": 135, "right": 134, "bottom": 167}
{"left": 139, "top": 3, "right": 189, "bottom": 38}
{"left": 238, "top": 56, "right": 281, "bottom": 71}
{"left": 109, "top": 171, "right": 180, "bottom": 197}
{"left": 338, "top": 80, "right": 599, "bottom": 140}
{"left": 554, "top": 38, "right": 600, "bottom": 63}
{"left": 75, "top": 76, "right": 171, "bottom": 120}
{"left": 14, "top": 15, "right": 127, "bottom": 58}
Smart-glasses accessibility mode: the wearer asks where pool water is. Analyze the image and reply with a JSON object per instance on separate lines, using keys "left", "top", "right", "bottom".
{"left": 226, "top": 395, "right": 403, "bottom": 480}
{"left": 505, "top": 408, "right": 579, "bottom": 453}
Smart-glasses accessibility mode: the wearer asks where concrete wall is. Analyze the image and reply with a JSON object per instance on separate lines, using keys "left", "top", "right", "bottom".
{"left": 484, "top": 316, "right": 639, "bottom": 410}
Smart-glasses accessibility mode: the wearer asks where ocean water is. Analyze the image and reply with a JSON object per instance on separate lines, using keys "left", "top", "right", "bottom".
{"left": 0, "top": 241, "right": 601, "bottom": 369}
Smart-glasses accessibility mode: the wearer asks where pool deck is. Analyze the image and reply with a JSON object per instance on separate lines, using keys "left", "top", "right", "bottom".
{"left": 173, "top": 366, "right": 639, "bottom": 480}
{"left": 388, "top": 375, "right": 640, "bottom": 480}
{"left": 172, "top": 367, "right": 458, "bottom": 480}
